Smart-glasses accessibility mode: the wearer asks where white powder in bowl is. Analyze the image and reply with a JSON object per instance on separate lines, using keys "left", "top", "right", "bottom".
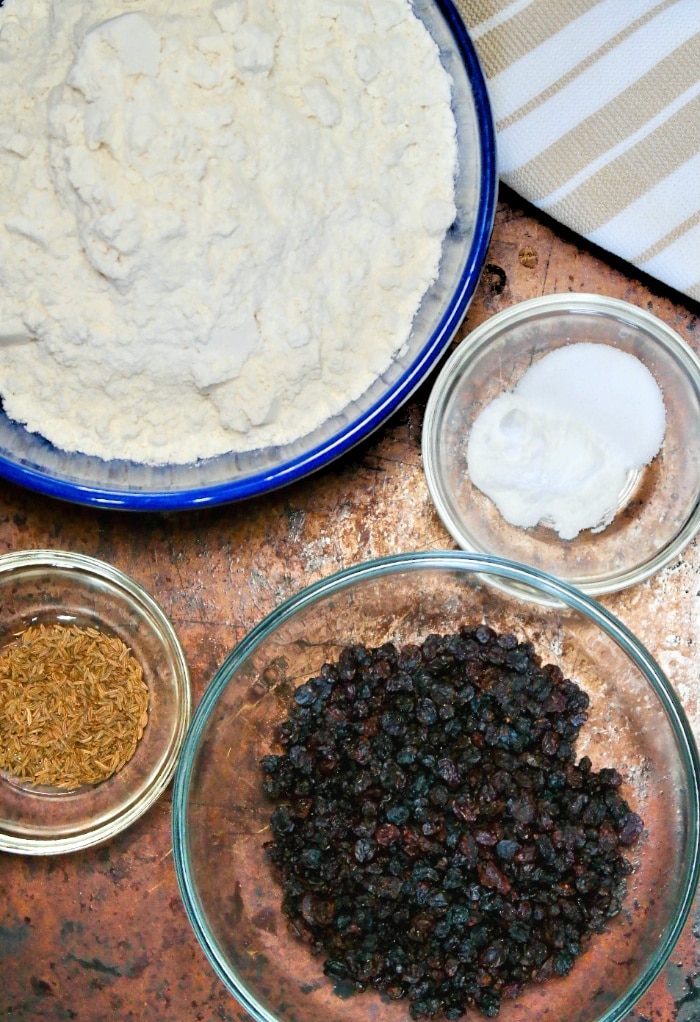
{"left": 466, "top": 343, "right": 666, "bottom": 540}
{"left": 0, "top": 0, "right": 458, "bottom": 465}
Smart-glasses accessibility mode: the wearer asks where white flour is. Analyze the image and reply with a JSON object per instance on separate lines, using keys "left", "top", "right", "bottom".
{"left": 0, "top": 0, "right": 457, "bottom": 465}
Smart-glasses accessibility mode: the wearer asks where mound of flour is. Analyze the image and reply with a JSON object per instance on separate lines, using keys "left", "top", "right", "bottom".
{"left": 0, "top": 0, "right": 457, "bottom": 465}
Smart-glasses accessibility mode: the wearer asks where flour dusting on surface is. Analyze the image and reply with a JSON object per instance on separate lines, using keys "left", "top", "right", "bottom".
{"left": 0, "top": 0, "right": 457, "bottom": 464}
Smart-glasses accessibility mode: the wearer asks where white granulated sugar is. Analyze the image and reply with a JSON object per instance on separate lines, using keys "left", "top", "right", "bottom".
{"left": 0, "top": 0, "right": 457, "bottom": 465}
{"left": 467, "top": 343, "right": 666, "bottom": 540}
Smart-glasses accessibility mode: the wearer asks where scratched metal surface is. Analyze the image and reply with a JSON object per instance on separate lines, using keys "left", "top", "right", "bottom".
{"left": 0, "top": 187, "right": 698, "bottom": 1022}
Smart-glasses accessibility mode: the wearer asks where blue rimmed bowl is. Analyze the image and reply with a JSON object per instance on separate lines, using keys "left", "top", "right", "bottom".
{"left": 0, "top": 0, "right": 496, "bottom": 511}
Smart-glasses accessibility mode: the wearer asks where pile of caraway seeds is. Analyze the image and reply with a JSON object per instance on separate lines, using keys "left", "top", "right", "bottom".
{"left": 0, "top": 622, "right": 149, "bottom": 789}
{"left": 261, "top": 624, "right": 644, "bottom": 1019}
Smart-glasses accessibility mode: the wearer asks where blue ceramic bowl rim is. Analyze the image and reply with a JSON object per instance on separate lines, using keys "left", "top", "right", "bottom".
{"left": 172, "top": 550, "right": 700, "bottom": 1022}
{"left": 0, "top": 0, "right": 497, "bottom": 512}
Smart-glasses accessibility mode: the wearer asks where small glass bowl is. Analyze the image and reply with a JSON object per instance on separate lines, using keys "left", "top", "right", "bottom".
{"left": 172, "top": 552, "right": 700, "bottom": 1022}
{"left": 422, "top": 294, "right": 700, "bottom": 603}
{"left": 0, "top": 550, "right": 191, "bottom": 854}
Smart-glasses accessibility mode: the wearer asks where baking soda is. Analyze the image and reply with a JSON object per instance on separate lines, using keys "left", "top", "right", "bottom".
{"left": 467, "top": 342, "right": 666, "bottom": 540}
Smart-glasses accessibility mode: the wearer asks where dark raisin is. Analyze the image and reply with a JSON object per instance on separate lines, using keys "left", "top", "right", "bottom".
{"left": 261, "top": 625, "right": 643, "bottom": 1019}
{"left": 618, "top": 811, "right": 644, "bottom": 846}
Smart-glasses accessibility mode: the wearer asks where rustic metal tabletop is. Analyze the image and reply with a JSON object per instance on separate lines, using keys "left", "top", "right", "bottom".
{"left": 0, "top": 187, "right": 698, "bottom": 1022}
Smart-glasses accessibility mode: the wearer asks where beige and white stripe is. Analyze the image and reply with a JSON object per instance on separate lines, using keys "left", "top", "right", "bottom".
{"left": 456, "top": 0, "right": 700, "bottom": 301}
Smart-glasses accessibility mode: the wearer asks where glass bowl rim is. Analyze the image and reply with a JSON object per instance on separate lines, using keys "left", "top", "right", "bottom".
{"left": 0, "top": 0, "right": 497, "bottom": 513}
{"left": 421, "top": 293, "right": 700, "bottom": 600}
{"left": 172, "top": 549, "right": 700, "bottom": 1022}
{"left": 0, "top": 548, "right": 191, "bottom": 855}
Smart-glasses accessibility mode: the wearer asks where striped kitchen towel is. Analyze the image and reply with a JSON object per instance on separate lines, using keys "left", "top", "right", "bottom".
{"left": 455, "top": 0, "right": 700, "bottom": 302}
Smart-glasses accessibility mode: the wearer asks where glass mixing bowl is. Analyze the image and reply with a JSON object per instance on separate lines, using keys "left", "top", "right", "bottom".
{"left": 0, "top": 0, "right": 497, "bottom": 511}
{"left": 172, "top": 552, "right": 700, "bottom": 1022}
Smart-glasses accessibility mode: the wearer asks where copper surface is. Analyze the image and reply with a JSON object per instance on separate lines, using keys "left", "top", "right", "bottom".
{"left": 0, "top": 187, "right": 698, "bottom": 1022}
